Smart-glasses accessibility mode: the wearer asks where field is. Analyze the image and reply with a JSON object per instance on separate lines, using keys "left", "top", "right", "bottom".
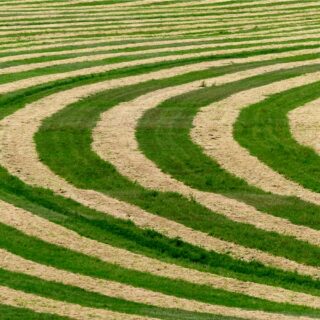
{"left": 1, "top": 0, "right": 320, "bottom": 319}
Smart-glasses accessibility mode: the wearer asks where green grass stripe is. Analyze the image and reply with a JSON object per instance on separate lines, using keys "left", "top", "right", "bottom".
{"left": 0, "top": 304, "right": 69, "bottom": 320}
{"left": 1, "top": 25, "right": 316, "bottom": 43}
{"left": 2, "top": 14, "right": 318, "bottom": 35}
{"left": 5, "top": 5, "right": 320, "bottom": 21}
{"left": 0, "top": 269, "right": 241, "bottom": 320}
{"left": 4, "top": 26, "right": 320, "bottom": 50}
{"left": 3, "top": 37, "right": 320, "bottom": 69}
{"left": 2, "top": 23, "right": 318, "bottom": 50}
{"left": 3, "top": 33, "right": 319, "bottom": 53}
{"left": 1, "top": 0, "right": 318, "bottom": 14}
{"left": 57, "top": 0, "right": 317, "bottom": 8}
{"left": 3, "top": 5, "right": 317, "bottom": 15}
{"left": 1, "top": 8, "right": 318, "bottom": 26}
{"left": 134, "top": 0, "right": 319, "bottom": 9}
{"left": 0, "top": 11, "right": 317, "bottom": 28}
{"left": 3, "top": 19, "right": 320, "bottom": 40}
{"left": 0, "top": 54, "right": 319, "bottom": 296}
{"left": 3, "top": 32, "right": 319, "bottom": 57}
{"left": 5, "top": 1, "right": 320, "bottom": 13}
{"left": 235, "top": 80, "right": 320, "bottom": 193}
{"left": 1, "top": 225, "right": 320, "bottom": 317}
{"left": 172, "top": 0, "right": 320, "bottom": 10}
{"left": 3, "top": 43, "right": 320, "bottom": 86}
{"left": 6, "top": 10, "right": 314, "bottom": 24}
{"left": 2, "top": 4, "right": 320, "bottom": 317}
{"left": 136, "top": 61, "right": 320, "bottom": 232}
{"left": 34, "top": 56, "right": 320, "bottom": 267}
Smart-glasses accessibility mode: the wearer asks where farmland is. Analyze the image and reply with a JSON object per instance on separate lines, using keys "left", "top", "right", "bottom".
{"left": 0, "top": 0, "right": 320, "bottom": 319}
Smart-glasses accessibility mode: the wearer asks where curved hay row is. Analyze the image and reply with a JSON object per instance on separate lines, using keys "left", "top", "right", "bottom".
{"left": 1, "top": 8, "right": 318, "bottom": 28}
{"left": 3, "top": 30, "right": 320, "bottom": 62}
{"left": 2, "top": 19, "right": 319, "bottom": 47}
{"left": 0, "top": 288, "right": 316, "bottom": 320}
{"left": 3, "top": 1, "right": 320, "bottom": 15}
{"left": 0, "top": 0, "right": 175, "bottom": 9}
{"left": 0, "top": 286, "right": 156, "bottom": 320}
{"left": 0, "top": 6, "right": 318, "bottom": 26}
{"left": 4, "top": 6, "right": 317, "bottom": 25}
{"left": 2, "top": 54, "right": 320, "bottom": 278}
{"left": 3, "top": 0, "right": 307, "bottom": 10}
{"left": 3, "top": 23, "right": 320, "bottom": 49}
{"left": 0, "top": 20, "right": 296, "bottom": 36}
{"left": 0, "top": 0, "right": 299, "bottom": 6}
{"left": 0, "top": 24, "right": 319, "bottom": 54}
{"left": 0, "top": 10, "right": 316, "bottom": 30}
{"left": 4, "top": 6, "right": 319, "bottom": 24}
{"left": 1, "top": 14, "right": 316, "bottom": 37}
{"left": 0, "top": 37, "right": 220, "bottom": 53}
{"left": 1, "top": 200, "right": 320, "bottom": 309}
{"left": 3, "top": 40, "right": 320, "bottom": 76}
{"left": 0, "top": 37, "right": 302, "bottom": 64}
{"left": 191, "top": 73, "right": 320, "bottom": 206}
{"left": 2, "top": 21, "right": 319, "bottom": 43}
{"left": 289, "top": 98, "right": 320, "bottom": 155}
{"left": 3, "top": 8, "right": 319, "bottom": 28}
{"left": 3, "top": 0, "right": 320, "bottom": 317}
{"left": 2, "top": 1, "right": 318, "bottom": 16}
{"left": 0, "top": 0, "right": 194, "bottom": 5}
{"left": 128, "top": 0, "right": 320, "bottom": 9}
{"left": 92, "top": 60, "right": 320, "bottom": 247}
{"left": 1, "top": 249, "right": 288, "bottom": 318}
{"left": 0, "top": 0, "right": 225, "bottom": 9}
{"left": 1, "top": 7, "right": 317, "bottom": 27}
{"left": 2, "top": 46, "right": 320, "bottom": 95}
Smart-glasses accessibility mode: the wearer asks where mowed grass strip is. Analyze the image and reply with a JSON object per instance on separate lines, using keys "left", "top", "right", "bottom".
{"left": 2, "top": 1, "right": 320, "bottom": 317}
{"left": 4, "top": 1, "right": 320, "bottom": 16}
{"left": 5, "top": 39, "right": 320, "bottom": 78}
{"left": 92, "top": 59, "right": 320, "bottom": 246}
{"left": 135, "top": 61, "right": 320, "bottom": 232}
{"left": 1, "top": 224, "right": 320, "bottom": 317}
{"left": 235, "top": 80, "right": 320, "bottom": 194}
{"left": 1, "top": 15, "right": 318, "bottom": 38}
{"left": 0, "top": 11, "right": 317, "bottom": 32}
{"left": 3, "top": 20, "right": 320, "bottom": 44}
{"left": 4, "top": 36, "right": 320, "bottom": 68}
{"left": 2, "top": 8, "right": 319, "bottom": 31}
{"left": 0, "top": 304, "right": 69, "bottom": 320}
{"left": 3, "top": 43, "right": 320, "bottom": 88}
{"left": 34, "top": 57, "right": 320, "bottom": 267}
{"left": 3, "top": 31, "right": 320, "bottom": 61}
{"left": 2, "top": 22, "right": 319, "bottom": 53}
{"left": 0, "top": 268, "right": 242, "bottom": 320}
{"left": 0, "top": 55, "right": 319, "bottom": 298}
{"left": 2, "top": 10, "right": 320, "bottom": 39}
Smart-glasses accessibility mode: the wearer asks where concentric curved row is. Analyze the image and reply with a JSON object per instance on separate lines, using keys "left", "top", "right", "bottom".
{"left": 1, "top": 0, "right": 320, "bottom": 319}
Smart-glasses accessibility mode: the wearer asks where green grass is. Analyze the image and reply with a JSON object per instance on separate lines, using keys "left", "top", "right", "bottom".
{"left": 3, "top": 16, "right": 318, "bottom": 38}
{"left": 0, "top": 29, "right": 315, "bottom": 52}
{"left": 2, "top": 42, "right": 320, "bottom": 86}
{"left": 0, "top": 305, "right": 70, "bottom": 320}
{"left": 37, "top": 57, "right": 320, "bottom": 271}
{"left": 136, "top": 63, "right": 320, "bottom": 231}
{"left": 6, "top": 21, "right": 320, "bottom": 44}
{"left": 235, "top": 80, "right": 320, "bottom": 193}
{"left": 2, "top": 225, "right": 320, "bottom": 317}
{"left": 0, "top": 52, "right": 319, "bottom": 302}
{"left": 0, "top": 269, "right": 243, "bottom": 320}
{"left": 4, "top": 37, "right": 320, "bottom": 69}
{"left": 3, "top": 0, "right": 320, "bottom": 317}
